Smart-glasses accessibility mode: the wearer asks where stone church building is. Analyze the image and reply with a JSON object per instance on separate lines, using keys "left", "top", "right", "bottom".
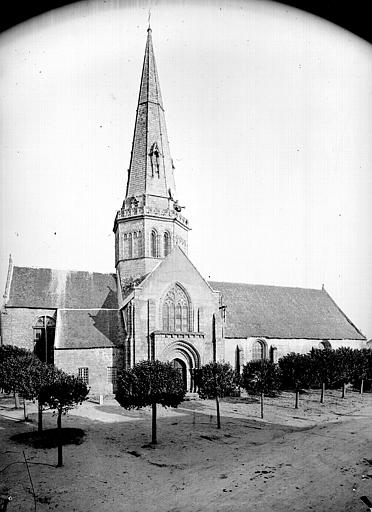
{"left": 0, "top": 29, "right": 366, "bottom": 395}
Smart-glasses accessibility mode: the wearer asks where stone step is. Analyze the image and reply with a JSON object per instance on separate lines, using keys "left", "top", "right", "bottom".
{"left": 184, "top": 392, "right": 200, "bottom": 400}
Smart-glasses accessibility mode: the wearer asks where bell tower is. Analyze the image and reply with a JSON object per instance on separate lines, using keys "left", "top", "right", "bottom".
{"left": 113, "top": 28, "right": 190, "bottom": 288}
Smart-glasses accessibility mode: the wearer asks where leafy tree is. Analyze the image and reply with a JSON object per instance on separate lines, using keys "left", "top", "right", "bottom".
{"left": 352, "top": 348, "right": 372, "bottom": 394}
{"left": 332, "top": 347, "right": 356, "bottom": 397}
{"left": 38, "top": 369, "right": 89, "bottom": 466}
{"left": 0, "top": 345, "right": 58, "bottom": 429}
{"left": 0, "top": 345, "right": 42, "bottom": 415}
{"left": 115, "top": 360, "right": 186, "bottom": 444}
{"left": 278, "top": 353, "right": 313, "bottom": 408}
{"left": 195, "top": 362, "right": 237, "bottom": 429}
{"left": 241, "top": 360, "right": 281, "bottom": 418}
{"left": 309, "top": 348, "right": 337, "bottom": 403}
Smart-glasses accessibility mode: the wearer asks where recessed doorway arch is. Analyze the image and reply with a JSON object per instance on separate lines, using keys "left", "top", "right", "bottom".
{"left": 161, "top": 340, "right": 200, "bottom": 393}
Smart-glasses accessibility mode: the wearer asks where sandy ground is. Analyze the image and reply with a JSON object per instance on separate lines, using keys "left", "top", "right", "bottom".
{"left": 0, "top": 389, "right": 371, "bottom": 512}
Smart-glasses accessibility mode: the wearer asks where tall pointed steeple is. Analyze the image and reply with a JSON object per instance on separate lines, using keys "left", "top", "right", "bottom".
{"left": 114, "top": 29, "right": 190, "bottom": 286}
{"left": 125, "top": 28, "right": 176, "bottom": 201}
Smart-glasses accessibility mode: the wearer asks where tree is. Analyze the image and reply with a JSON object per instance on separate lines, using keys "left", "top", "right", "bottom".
{"left": 0, "top": 345, "right": 42, "bottom": 416}
{"left": 352, "top": 348, "right": 372, "bottom": 394}
{"left": 278, "top": 353, "right": 313, "bottom": 408}
{"left": 241, "top": 360, "right": 281, "bottom": 419}
{"left": 309, "top": 348, "right": 336, "bottom": 403}
{"left": 115, "top": 360, "right": 186, "bottom": 444}
{"left": 38, "top": 369, "right": 89, "bottom": 467}
{"left": 195, "top": 362, "right": 237, "bottom": 429}
{"left": 0, "top": 345, "right": 58, "bottom": 430}
{"left": 332, "top": 347, "right": 355, "bottom": 398}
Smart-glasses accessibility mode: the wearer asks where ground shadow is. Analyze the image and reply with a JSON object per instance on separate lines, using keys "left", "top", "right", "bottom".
{"left": 10, "top": 428, "right": 86, "bottom": 449}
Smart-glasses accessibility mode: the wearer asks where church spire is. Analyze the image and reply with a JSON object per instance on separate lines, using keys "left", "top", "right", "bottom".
{"left": 114, "top": 29, "right": 189, "bottom": 281}
{"left": 125, "top": 28, "right": 176, "bottom": 201}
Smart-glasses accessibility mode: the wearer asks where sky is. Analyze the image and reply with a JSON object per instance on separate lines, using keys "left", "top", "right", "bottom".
{"left": 1, "top": 0, "right": 371, "bottom": 338}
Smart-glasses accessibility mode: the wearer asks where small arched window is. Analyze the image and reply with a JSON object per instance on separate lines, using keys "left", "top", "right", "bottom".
{"left": 151, "top": 230, "right": 158, "bottom": 257}
{"left": 162, "top": 284, "right": 191, "bottom": 332}
{"left": 164, "top": 232, "right": 171, "bottom": 257}
{"left": 252, "top": 340, "right": 265, "bottom": 361}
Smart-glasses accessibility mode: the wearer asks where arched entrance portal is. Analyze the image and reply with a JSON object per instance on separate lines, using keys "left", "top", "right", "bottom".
{"left": 171, "top": 358, "right": 187, "bottom": 390}
{"left": 161, "top": 340, "right": 200, "bottom": 393}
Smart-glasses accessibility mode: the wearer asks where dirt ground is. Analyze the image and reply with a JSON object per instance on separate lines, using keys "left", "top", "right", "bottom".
{"left": 0, "top": 389, "right": 371, "bottom": 512}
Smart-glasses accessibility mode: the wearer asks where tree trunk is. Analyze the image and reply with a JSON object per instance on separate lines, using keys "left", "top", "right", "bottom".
{"left": 151, "top": 402, "right": 157, "bottom": 445}
{"left": 57, "top": 407, "right": 63, "bottom": 467}
{"left": 341, "top": 382, "right": 346, "bottom": 399}
{"left": 14, "top": 391, "right": 20, "bottom": 409}
{"left": 320, "top": 382, "right": 325, "bottom": 404}
{"left": 23, "top": 398, "right": 28, "bottom": 421}
{"left": 360, "top": 379, "right": 364, "bottom": 395}
{"left": 38, "top": 401, "right": 43, "bottom": 432}
{"left": 295, "top": 389, "right": 299, "bottom": 409}
{"left": 260, "top": 392, "right": 264, "bottom": 419}
{"left": 215, "top": 395, "right": 221, "bottom": 429}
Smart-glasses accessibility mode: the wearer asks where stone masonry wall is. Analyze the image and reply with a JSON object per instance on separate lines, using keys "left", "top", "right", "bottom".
{"left": 54, "top": 347, "right": 124, "bottom": 396}
{"left": 1, "top": 307, "right": 56, "bottom": 350}
{"left": 224, "top": 336, "right": 368, "bottom": 371}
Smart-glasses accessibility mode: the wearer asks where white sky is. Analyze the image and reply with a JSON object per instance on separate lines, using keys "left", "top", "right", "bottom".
{"left": 1, "top": 0, "right": 371, "bottom": 338}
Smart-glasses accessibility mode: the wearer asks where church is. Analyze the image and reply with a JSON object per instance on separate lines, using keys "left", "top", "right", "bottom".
{"left": 0, "top": 29, "right": 366, "bottom": 395}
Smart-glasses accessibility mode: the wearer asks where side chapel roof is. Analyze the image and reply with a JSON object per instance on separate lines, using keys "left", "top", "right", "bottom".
{"left": 209, "top": 281, "right": 365, "bottom": 340}
{"left": 6, "top": 266, "right": 118, "bottom": 309}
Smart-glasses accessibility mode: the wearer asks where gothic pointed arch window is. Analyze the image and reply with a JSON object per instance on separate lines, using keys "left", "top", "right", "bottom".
{"left": 151, "top": 229, "right": 158, "bottom": 257}
{"left": 163, "top": 231, "right": 171, "bottom": 257}
{"left": 162, "top": 284, "right": 191, "bottom": 332}
{"left": 33, "top": 316, "right": 56, "bottom": 364}
{"left": 124, "top": 233, "right": 134, "bottom": 259}
{"left": 129, "top": 233, "right": 133, "bottom": 259}
{"left": 137, "top": 231, "right": 143, "bottom": 257}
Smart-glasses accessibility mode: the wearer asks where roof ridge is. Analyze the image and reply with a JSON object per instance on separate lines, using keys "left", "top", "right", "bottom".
{"left": 13, "top": 265, "right": 116, "bottom": 277}
{"left": 208, "top": 280, "right": 322, "bottom": 292}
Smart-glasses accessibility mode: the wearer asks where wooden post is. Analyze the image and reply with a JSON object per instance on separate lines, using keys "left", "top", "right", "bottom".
{"left": 14, "top": 391, "right": 20, "bottom": 409}
{"left": 151, "top": 402, "right": 157, "bottom": 444}
{"left": 295, "top": 390, "right": 299, "bottom": 409}
{"left": 57, "top": 407, "right": 63, "bottom": 467}
{"left": 38, "top": 401, "right": 43, "bottom": 432}
{"left": 260, "top": 392, "right": 264, "bottom": 419}
{"left": 320, "top": 382, "right": 325, "bottom": 404}
{"left": 23, "top": 398, "right": 28, "bottom": 421}
{"left": 341, "top": 382, "right": 346, "bottom": 399}
{"left": 216, "top": 395, "right": 221, "bottom": 429}
{"left": 360, "top": 379, "right": 364, "bottom": 395}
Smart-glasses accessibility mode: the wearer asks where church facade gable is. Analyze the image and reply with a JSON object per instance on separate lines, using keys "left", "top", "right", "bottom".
{"left": 119, "top": 247, "right": 224, "bottom": 390}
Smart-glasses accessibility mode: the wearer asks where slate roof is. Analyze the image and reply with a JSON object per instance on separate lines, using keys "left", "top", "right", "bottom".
{"left": 209, "top": 281, "right": 365, "bottom": 340}
{"left": 56, "top": 309, "right": 124, "bottom": 349}
{"left": 6, "top": 267, "right": 118, "bottom": 309}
